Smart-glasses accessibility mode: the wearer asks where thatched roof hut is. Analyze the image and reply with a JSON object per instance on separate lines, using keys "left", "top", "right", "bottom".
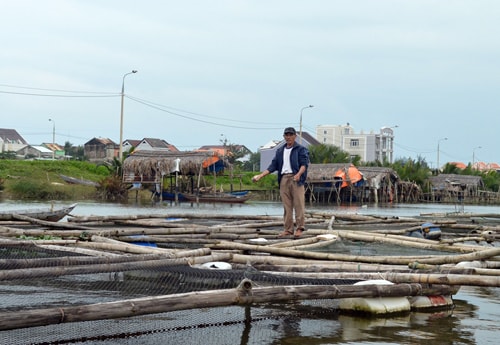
{"left": 122, "top": 150, "right": 223, "bottom": 184}
{"left": 425, "top": 174, "right": 484, "bottom": 203}
{"left": 306, "top": 163, "right": 352, "bottom": 182}
{"left": 428, "top": 174, "right": 484, "bottom": 191}
{"left": 306, "top": 164, "right": 401, "bottom": 204}
{"left": 307, "top": 164, "right": 398, "bottom": 187}
{"left": 357, "top": 166, "right": 398, "bottom": 188}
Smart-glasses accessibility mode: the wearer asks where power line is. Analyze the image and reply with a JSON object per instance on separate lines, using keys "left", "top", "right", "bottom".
{"left": 127, "top": 95, "right": 286, "bottom": 126}
{"left": 394, "top": 142, "right": 435, "bottom": 155}
{"left": 1, "top": 83, "right": 289, "bottom": 129}
{"left": 126, "top": 95, "right": 285, "bottom": 130}
{"left": 0, "top": 90, "right": 118, "bottom": 98}
{"left": 0, "top": 83, "right": 117, "bottom": 95}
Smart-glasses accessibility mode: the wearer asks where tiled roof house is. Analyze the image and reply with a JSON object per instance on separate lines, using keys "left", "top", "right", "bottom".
{"left": 135, "top": 138, "right": 179, "bottom": 152}
{"left": 0, "top": 128, "right": 28, "bottom": 153}
{"left": 84, "top": 137, "right": 117, "bottom": 162}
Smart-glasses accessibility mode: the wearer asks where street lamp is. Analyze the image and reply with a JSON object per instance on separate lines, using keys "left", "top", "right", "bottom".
{"left": 299, "top": 105, "right": 313, "bottom": 144}
{"left": 437, "top": 137, "right": 448, "bottom": 171}
{"left": 472, "top": 146, "right": 482, "bottom": 168}
{"left": 119, "top": 70, "right": 138, "bottom": 161}
{"left": 48, "top": 118, "right": 55, "bottom": 160}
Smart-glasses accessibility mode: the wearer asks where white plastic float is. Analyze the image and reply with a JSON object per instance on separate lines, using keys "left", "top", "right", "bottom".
{"left": 249, "top": 238, "right": 268, "bottom": 243}
{"left": 197, "top": 262, "right": 233, "bottom": 270}
{"left": 317, "top": 234, "right": 338, "bottom": 241}
{"left": 339, "top": 279, "right": 411, "bottom": 315}
{"left": 455, "top": 260, "right": 485, "bottom": 269}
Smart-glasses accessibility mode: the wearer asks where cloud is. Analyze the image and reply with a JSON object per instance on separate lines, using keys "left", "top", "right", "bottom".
{"left": 1, "top": 0, "right": 499, "bottom": 163}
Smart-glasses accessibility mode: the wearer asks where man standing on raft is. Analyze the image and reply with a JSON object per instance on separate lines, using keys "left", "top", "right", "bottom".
{"left": 252, "top": 127, "right": 309, "bottom": 238}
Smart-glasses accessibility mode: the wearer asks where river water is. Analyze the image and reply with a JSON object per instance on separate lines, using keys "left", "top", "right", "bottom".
{"left": 1, "top": 199, "right": 499, "bottom": 345}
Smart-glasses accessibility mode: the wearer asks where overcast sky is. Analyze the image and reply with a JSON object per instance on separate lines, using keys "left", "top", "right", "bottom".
{"left": 2, "top": 0, "right": 499, "bottom": 167}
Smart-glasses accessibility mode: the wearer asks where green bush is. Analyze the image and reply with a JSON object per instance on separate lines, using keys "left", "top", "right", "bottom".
{"left": 10, "top": 179, "right": 71, "bottom": 200}
{"left": 0, "top": 160, "right": 105, "bottom": 200}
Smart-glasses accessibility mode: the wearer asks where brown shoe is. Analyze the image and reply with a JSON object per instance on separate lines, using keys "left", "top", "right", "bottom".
{"left": 294, "top": 228, "right": 305, "bottom": 238}
{"left": 278, "top": 230, "right": 293, "bottom": 238}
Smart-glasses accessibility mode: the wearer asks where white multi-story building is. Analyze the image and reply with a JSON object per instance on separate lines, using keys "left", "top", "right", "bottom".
{"left": 316, "top": 124, "right": 396, "bottom": 163}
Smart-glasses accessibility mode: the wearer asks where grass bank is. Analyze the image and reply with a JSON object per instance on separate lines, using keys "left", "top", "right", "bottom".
{"left": 0, "top": 160, "right": 109, "bottom": 201}
{"left": 0, "top": 160, "right": 276, "bottom": 202}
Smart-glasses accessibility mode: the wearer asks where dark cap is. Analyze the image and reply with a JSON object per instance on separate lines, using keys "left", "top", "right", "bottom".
{"left": 283, "top": 127, "right": 296, "bottom": 135}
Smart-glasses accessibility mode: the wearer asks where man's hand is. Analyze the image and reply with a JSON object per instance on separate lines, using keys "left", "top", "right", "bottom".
{"left": 252, "top": 174, "right": 261, "bottom": 182}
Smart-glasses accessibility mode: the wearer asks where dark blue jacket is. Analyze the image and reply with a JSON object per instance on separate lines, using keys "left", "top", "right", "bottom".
{"left": 267, "top": 142, "right": 309, "bottom": 186}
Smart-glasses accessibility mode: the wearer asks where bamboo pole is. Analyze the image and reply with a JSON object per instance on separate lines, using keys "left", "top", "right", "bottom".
{"left": 117, "top": 235, "right": 216, "bottom": 244}
{"left": 333, "top": 229, "right": 484, "bottom": 253}
{"left": 89, "top": 235, "right": 177, "bottom": 256}
{"left": 11, "top": 214, "right": 92, "bottom": 230}
{"left": 0, "top": 253, "right": 231, "bottom": 281}
{"left": 267, "top": 236, "right": 339, "bottom": 251}
{"left": 264, "top": 271, "right": 500, "bottom": 287}
{"left": 268, "top": 236, "right": 321, "bottom": 248}
{"left": 68, "top": 213, "right": 283, "bottom": 223}
{"left": 0, "top": 225, "right": 34, "bottom": 234}
{"left": 0, "top": 226, "right": 219, "bottom": 238}
{"left": 208, "top": 241, "right": 434, "bottom": 265}
{"left": 0, "top": 228, "right": 86, "bottom": 238}
{"left": 420, "top": 212, "right": 500, "bottom": 219}
{"left": 0, "top": 280, "right": 455, "bottom": 331}
{"left": 114, "top": 219, "right": 209, "bottom": 228}
{"left": 0, "top": 253, "right": 168, "bottom": 269}
{"left": 285, "top": 238, "right": 340, "bottom": 250}
{"left": 88, "top": 237, "right": 213, "bottom": 259}
{"left": 0, "top": 224, "right": 276, "bottom": 238}
{"left": 446, "top": 223, "right": 500, "bottom": 232}
{"left": 174, "top": 247, "right": 212, "bottom": 258}
{"left": 28, "top": 240, "right": 79, "bottom": 245}
{"left": 408, "top": 247, "right": 500, "bottom": 266}
{"left": 236, "top": 261, "right": 413, "bottom": 273}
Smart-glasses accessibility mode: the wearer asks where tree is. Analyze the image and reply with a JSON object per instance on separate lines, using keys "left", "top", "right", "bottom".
{"left": 391, "top": 156, "right": 431, "bottom": 187}
{"left": 308, "top": 144, "right": 356, "bottom": 164}
{"left": 0, "top": 151, "right": 16, "bottom": 159}
{"left": 242, "top": 151, "right": 260, "bottom": 172}
{"left": 219, "top": 136, "right": 250, "bottom": 169}
{"left": 482, "top": 170, "right": 500, "bottom": 192}
{"left": 63, "top": 141, "right": 85, "bottom": 160}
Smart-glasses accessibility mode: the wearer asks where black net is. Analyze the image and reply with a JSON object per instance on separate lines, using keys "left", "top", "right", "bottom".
{"left": 0, "top": 242, "right": 359, "bottom": 344}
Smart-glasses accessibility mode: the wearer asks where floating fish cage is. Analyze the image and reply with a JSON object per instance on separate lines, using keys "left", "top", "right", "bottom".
{"left": 2, "top": 208, "right": 496, "bottom": 344}
{"left": 0, "top": 241, "right": 458, "bottom": 345}
{"left": 0, "top": 242, "right": 363, "bottom": 344}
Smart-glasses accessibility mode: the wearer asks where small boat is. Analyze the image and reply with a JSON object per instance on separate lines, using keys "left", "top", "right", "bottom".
{"left": 227, "top": 190, "right": 249, "bottom": 196}
{"left": 0, "top": 203, "right": 77, "bottom": 222}
{"left": 183, "top": 193, "right": 250, "bottom": 204}
{"left": 161, "top": 190, "right": 249, "bottom": 203}
{"left": 59, "top": 174, "right": 100, "bottom": 187}
{"left": 161, "top": 191, "right": 189, "bottom": 202}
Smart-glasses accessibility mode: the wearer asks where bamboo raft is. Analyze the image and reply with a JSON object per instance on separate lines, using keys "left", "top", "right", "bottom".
{"left": 0, "top": 209, "right": 499, "bottom": 341}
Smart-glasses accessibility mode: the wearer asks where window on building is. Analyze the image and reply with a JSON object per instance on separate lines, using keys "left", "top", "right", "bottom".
{"left": 350, "top": 139, "right": 359, "bottom": 147}
{"left": 323, "top": 130, "right": 328, "bottom": 134}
